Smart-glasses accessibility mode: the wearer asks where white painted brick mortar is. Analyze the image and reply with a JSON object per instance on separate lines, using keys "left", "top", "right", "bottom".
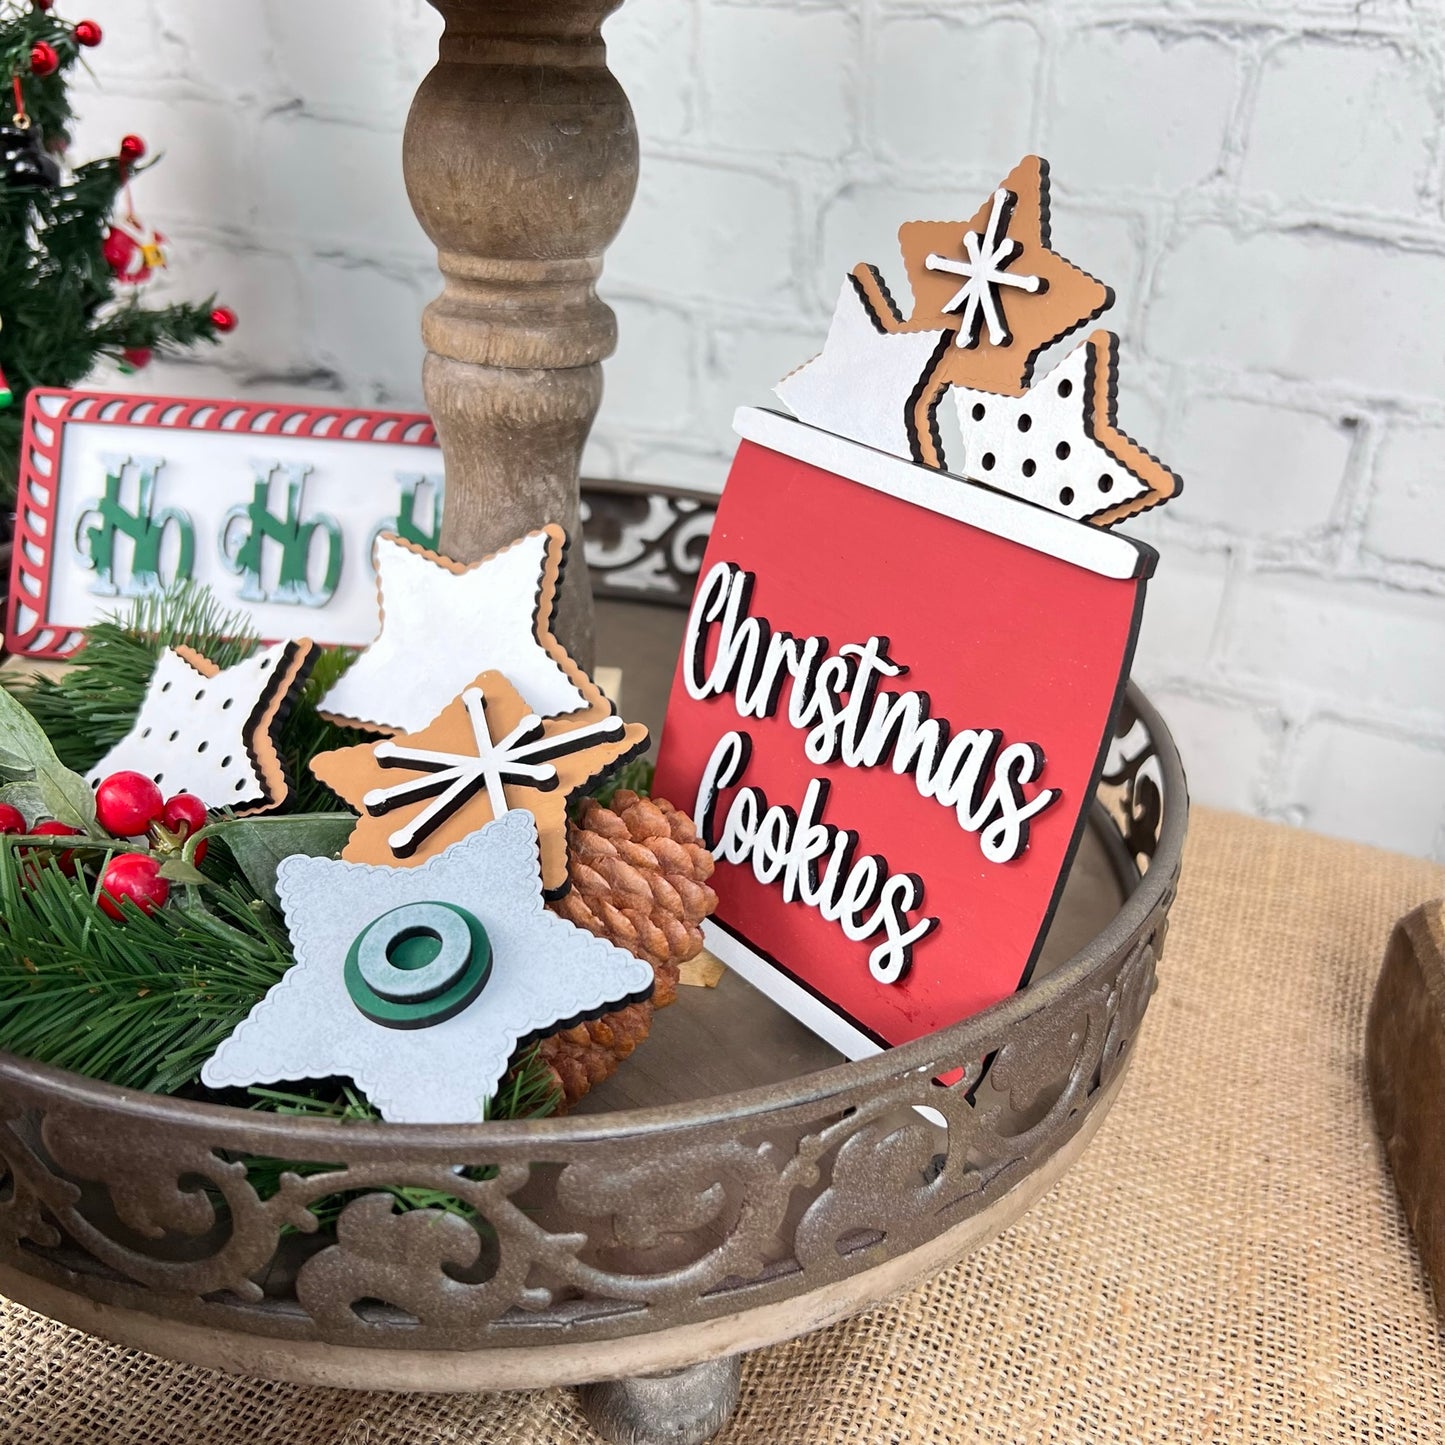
{"left": 54, "top": 0, "right": 1445, "bottom": 860}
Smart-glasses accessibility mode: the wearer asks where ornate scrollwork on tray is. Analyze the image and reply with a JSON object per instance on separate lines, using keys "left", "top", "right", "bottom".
{"left": 580, "top": 480, "right": 716, "bottom": 605}
{"left": 1098, "top": 692, "right": 1173, "bottom": 873}
{"left": 0, "top": 688, "right": 1183, "bottom": 1353}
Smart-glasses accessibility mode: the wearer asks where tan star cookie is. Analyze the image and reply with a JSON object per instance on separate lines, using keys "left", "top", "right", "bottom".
{"left": 310, "top": 670, "right": 649, "bottom": 896}
{"left": 850, "top": 155, "right": 1113, "bottom": 467}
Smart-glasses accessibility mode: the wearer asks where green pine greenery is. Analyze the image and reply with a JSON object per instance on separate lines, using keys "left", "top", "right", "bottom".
{"left": 12, "top": 586, "right": 369, "bottom": 811}
{"left": 0, "top": 786, "right": 562, "bottom": 1128}
{"left": 586, "top": 753, "right": 656, "bottom": 811}
{"left": 0, "top": 1, "right": 226, "bottom": 503}
{"left": 0, "top": 4, "right": 84, "bottom": 149}
{"left": 0, "top": 839, "right": 295, "bottom": 1094}
{"left": 14, "top": 586, "right": 260, "bottom": 769}
{"left": 0, "top": 585, "right": 567, "bottom": 1207}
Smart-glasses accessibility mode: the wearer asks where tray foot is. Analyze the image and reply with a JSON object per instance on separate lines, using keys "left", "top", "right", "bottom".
{"left": 577, "top": 1354, "right": 742, "bottom": 1444}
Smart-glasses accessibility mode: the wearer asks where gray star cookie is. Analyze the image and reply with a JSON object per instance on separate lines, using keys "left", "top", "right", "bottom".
{"left": 201, "top": 810, "right": 654, "bottom": 1122}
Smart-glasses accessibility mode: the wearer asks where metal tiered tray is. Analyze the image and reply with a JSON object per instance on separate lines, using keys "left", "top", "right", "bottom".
{"left": 0, "top": 684, "right": 1184, "bottom": 1444}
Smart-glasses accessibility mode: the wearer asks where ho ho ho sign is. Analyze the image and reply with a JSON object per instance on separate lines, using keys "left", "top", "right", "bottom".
{"left": 5, "top": 388, "right": 445, "bottom": 659}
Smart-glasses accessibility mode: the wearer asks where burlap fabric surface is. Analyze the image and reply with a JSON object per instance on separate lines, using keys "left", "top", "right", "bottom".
{"left": 2, "top": 807, "right": 1442, "bottom": 1443}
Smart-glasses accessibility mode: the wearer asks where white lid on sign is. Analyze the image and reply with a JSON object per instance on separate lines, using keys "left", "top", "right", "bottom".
{"left": 733, "top": 406, "right": 1156, "bottom": 584}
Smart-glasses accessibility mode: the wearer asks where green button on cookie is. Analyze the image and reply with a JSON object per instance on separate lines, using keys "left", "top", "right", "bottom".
{"left": 344, "top": 901, "right": 491, "bottom": 1029}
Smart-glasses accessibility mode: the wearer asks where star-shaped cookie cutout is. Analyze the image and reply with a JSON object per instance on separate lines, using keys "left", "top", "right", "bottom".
{"left": 949, "top": 331, "right": 1181, "bottom": 526}
{"left": 318, "top": 525, "right": 594, "bottom": 736}
{"left": 851, "top": 156, "right": 1112, "bottom": 399}
{"left": 311, "top": 669, "right": 648, "bottom": 895}
{"left": 775, "top": 276, "right": 950, "bottom": 461}
{"left": 200, "top": 811, "right": 656, "bottom": 1123}
{"left": 87, "top": 640, "right": 315, "bottom": 815}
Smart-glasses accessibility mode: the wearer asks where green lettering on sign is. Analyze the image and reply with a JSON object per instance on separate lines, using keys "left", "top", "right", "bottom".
{"left": 220, "top": 461, "right": 343, "bottom": 607}
{"left": 375, "top": 472, "right": 444, "bottom": 553}
{"left": 75, "top": 453, "right": 195, "bottom": 597}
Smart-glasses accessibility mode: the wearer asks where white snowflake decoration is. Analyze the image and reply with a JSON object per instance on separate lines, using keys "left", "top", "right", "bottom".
{"left": 925, "top": 188, "right": 1041, "bottom": 349}
{"left": 364, "top": 685, "right": 627, "bottom": 857}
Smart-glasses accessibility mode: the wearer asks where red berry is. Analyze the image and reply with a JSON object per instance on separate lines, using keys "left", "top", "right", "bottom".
{"left": 210, "top": 305, "right": 238, "bottom": 334}
{"left": 31, "top": 820, "right": 81, "bottom": 877}
{"left": 95, "top": 770, "right": 165, "bottom": 838}
{"left": 120, "top": 346, "right": 152, "bottom": 372}
{"left": 35, "top": 1, "right": 55, "bottom": 11}
{"left": 29, "top": 41, "right": 58, "bottom": 76}
{"left": 0, "top": 803, "right": 26, "bottom": 835}
{"left": 98, "top": 853, "right": 169, "bottom": 920}
{"left": 118, "top": 133, "right": 146, "bottom": 163}
{"left": 160, "top": 793, "right": 208, "bottom": 863}
{"left": 74, "top": 19, "right": 102, "bottom": 46}
{"left": 32, "top": 821, "right": 79, "bottom": 838}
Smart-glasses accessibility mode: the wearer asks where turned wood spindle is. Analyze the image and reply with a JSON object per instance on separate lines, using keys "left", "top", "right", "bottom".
{"left": 404, "top": 0, "right": 639, "bottom": 671}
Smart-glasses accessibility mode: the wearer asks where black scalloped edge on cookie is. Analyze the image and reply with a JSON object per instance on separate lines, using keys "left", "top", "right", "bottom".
{"left": 1079, "top": 333, "right": 1183, "bottom": 527}
{"left": 239, "top": 640, "right": 317, "bottom": 817}
{"left": 1019, "top": 158, "right": 1115, "bottom": 391}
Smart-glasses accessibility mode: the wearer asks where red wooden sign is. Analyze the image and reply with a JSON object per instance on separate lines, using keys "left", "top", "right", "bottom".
{"left": 654, "top": 408, "right": 1155, "bottom": 1060}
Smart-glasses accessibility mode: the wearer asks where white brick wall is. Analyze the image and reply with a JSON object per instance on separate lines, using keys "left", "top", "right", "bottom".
{"left": 60, "top": 0, "right": 1445, "bottom": 861}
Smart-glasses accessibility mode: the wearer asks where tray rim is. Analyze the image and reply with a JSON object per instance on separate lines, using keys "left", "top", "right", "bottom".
{"left": 0, "top": 1063, "right": 1133, "bottom": 1391}
{"left": 0, "top": 683, "right": 1185, "bottom": 1148}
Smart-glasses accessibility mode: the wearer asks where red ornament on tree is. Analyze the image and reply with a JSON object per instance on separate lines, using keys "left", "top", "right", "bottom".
{"left": 103, "top": 213, "right": 167, "bottom": 284}
{"left": 34, "top": 1, "right": 55, "bottom": 11}
{"left": 29, "top": 41, "right": 58, "bottom": 76}
{"left": 118, "top": 133, "right": 145, "bottom": 164}
{"left": 73, "top": 19, "right": 102, "bottom": 46}
{"left": 119, "top": 346, "right": 152, "bottom": 374}
{"left": 210, "top": 305, "right": 237, "bottom": 333}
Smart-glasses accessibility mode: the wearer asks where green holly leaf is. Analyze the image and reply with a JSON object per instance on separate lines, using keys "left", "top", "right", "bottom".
{"left": 157, "top": 858, "right": 210, "bottom": 887}
{"left": 216, "top": 813, "right": 356, "bottom": 910}
{"left": 0, "top": 686, "right": 97, "bottom": 832}
{"left": 0, "top": 746, "right": 34, "bottom": 779}
{"left": 0, "top": 780, "right": 47, "bottom": 826}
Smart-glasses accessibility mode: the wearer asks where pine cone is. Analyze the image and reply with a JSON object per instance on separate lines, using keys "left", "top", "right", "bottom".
{"left": 540, "top": 790, "right": 718, "bottom": 1108}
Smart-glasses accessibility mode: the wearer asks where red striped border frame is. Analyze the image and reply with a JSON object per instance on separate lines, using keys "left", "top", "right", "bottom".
{"left": 5, "top": 389, "right": 437, "bottom": 660}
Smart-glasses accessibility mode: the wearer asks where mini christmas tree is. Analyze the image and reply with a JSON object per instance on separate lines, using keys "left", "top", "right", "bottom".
{"left": 0, "top": 0, "right": 234, "bottom": 505}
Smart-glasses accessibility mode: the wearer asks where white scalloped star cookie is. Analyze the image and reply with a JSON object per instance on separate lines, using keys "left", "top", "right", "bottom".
{"left": 87, "top": 640, "right": 314, "bottom": 814}
{"left": 318, "top": 525, "right": 593, "bottom": 735}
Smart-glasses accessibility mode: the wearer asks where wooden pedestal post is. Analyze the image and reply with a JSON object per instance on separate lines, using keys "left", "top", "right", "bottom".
{"left": 402, "top": 13, "right": 741, "bottom": 1439}
{"left": 404, "top": 0, "right": 638, "bottom": 670}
